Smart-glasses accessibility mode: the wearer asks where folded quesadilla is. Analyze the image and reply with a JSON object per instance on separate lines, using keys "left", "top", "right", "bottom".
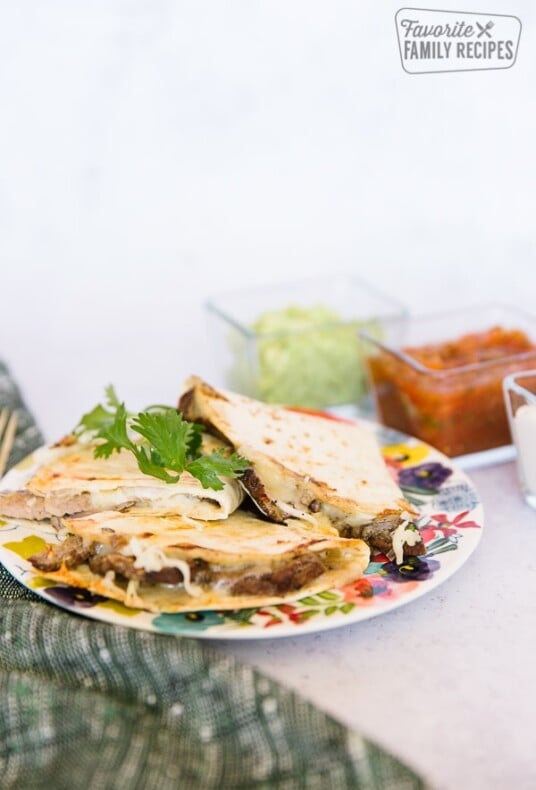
{"left": 0, "top": 433, "right": 244, "bottom": 522}
{"left": 179, "top": 377, "right": 423, "bottom": 560}
{"left": 28, "top": 509, "right": 370, "bottom": 612}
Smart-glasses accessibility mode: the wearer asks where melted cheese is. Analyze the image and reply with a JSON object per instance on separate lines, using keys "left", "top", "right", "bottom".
{"left": 274, "top": 500, "right": 319, "bottom": 526}
{"left": 62, "top": 509, "right": 342, "bottom": 560}
{"left": 181, "top": 376, "right": 415, "bottom": 523}
{"left": 23, "top": 441, "right": 243, "bottom": 520}
{"left": 123, "top": 537, "right": 202, "bottom": 597}
{"left": 322, "top": 503, "right": 376, "bottom": 529}
{"left": 125, "top": 579, "right": 140, "bottom": 604}
{"left": 391, "top": 519, "right": 422, "bottom": 565}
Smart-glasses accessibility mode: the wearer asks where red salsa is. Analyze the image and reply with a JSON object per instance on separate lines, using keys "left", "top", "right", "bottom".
{"left": 367, "top": 326, "right": 536, "bottom": 457}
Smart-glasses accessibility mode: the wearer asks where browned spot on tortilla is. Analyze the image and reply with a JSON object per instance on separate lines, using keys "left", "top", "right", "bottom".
{"left": 178, "top": 387, "right": 195, "bottom": 417}
{"left": 53, "top": 434, "right": 78, "bottom": 448}
{"left": 309, "top": 477, "right": 336, "bottom": 493}
{"left": 179, "top": 379, "right": 229, "bottom": 417}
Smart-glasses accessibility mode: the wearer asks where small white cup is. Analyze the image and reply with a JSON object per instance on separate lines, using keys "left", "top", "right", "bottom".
{"left": 503, "top": 370, "right": 536, "bottom": 510}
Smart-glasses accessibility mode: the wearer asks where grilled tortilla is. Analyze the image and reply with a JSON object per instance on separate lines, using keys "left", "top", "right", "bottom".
{"left": 179, "top": 377, "right": 423, "bottom": 560}
{"left": 28, "top": 509, "right": 370, "bottom": 613}
{"left": 0, "top": 434, "right": 243, "bottom": 522}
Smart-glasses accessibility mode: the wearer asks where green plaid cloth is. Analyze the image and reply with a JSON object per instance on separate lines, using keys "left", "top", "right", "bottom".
{"left": 0, "top": 366, "right": 429, "bottom": 789}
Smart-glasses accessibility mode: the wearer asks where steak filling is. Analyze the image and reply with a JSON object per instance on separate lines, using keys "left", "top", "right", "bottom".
{"left": 28, "top": 538, "right": 327, "bottom": 596}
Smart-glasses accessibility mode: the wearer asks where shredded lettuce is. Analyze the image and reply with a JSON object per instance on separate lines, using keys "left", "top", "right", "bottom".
{"left": 249, "top": 305, "right": 372, "bottom": 408}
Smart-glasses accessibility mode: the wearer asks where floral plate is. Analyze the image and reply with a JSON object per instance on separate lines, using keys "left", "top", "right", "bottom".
{"left": 0, "top": 422, "right": 483, "bottom": 640}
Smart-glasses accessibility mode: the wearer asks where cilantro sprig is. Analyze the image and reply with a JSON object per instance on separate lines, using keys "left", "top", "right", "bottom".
{"left": 75, "top": 386, "right": 249, "bottom": 490}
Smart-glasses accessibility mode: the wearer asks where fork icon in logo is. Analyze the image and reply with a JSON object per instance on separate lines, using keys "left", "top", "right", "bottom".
{"left": 476, "top": 20, "right": 494, "bottom": 38}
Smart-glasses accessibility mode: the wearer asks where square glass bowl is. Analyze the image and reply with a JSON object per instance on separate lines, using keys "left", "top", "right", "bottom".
{"left": 360, "top": 304, "right": 536, "bottom": 458}
{"left": 503, "top": 370, "right": 536, "bottom": 509}
{"left": 206, "top": 275, "right": 407, "bottom": 413}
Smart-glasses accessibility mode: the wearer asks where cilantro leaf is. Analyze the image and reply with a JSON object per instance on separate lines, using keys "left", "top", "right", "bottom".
{"left": 74, "top": 388, "right": 249, "bottom": 490}
{"left": 133, "top": 444, "right": 182, "bottom": 484}
{"left": 186, "top": 450, "right": 250, "bottom": 490}
{"left": 75, "top": 385, "right": 126, "bottom": 436}
{"left": 131, "top": 410, "right": 202, "bottom": 472}
{"left": 94, "top": 402, "right": 134, "bottom": 459}
{"left": 76, "top": 403, "right": 115, "bottom": 435}
{"left": 105, "top": 384, "right": 122, "bottom": 411}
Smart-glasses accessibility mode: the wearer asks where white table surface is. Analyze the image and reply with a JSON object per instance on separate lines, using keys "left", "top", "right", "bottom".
{"left": 216, "top": 458, "right": 535, "bottom": 790}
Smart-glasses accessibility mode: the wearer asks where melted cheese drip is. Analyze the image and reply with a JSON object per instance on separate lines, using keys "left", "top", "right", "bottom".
{"left": 125, "top": 579, "right": 140, "bottom": 603}
{"left": 178, "top": 514, "right": 206, "bottom": 530}
{"left": 274, "top": 500, "right": 319, "bottom": 526}
{"left": 391, "top": 518, "right": 422, "bottom": 565}
{"left": 102, "top": 570, "right": 117, "bottom": 590}
{"left": 321, "top": 503, "right": 375, "bottom": 529}
{"left": 123, "top": 537, "right": 202, "bottom": 597}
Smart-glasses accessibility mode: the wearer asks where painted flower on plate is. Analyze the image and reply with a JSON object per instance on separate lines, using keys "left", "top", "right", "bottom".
{"left": 417, "top": 509, "right": 481, "bottom": 545}
{"left": 398, "top": 462, "right": 452, "bottom": 491}
{"left": 430, "top": 483, "right": 480, "bottom": 513}
{"left": 379, "top": 556, "right": 441, "bottom": 582}
{"left": 382, "top": 442, "right": 430, "bottom": 467}
{"left": 152, "top": 610, "right": 227, "bottom": 633}
{"left": 45, "top": 585, "right": 107, "bottom": 608}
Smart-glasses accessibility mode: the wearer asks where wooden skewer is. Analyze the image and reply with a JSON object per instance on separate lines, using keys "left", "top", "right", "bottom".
{"left": 0, "top": 410, "right": 18, "bottom": 477}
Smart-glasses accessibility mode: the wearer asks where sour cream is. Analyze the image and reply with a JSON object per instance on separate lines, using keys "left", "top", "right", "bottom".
{"left": 513, "top": 404, "right": 536, "bottom": 507}
{"left": 391, "top": 519, "right": 421, "bottom": 565}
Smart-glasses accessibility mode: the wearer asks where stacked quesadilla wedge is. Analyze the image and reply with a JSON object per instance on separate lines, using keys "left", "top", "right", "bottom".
{"left": 179, "top": 376, "right": 424, "bottom": 561}
{"left": 0, "top": 433, "right": 243, "bottom": 522}
{"left": 27, "top": 509, "right": 369, "bottom": 613}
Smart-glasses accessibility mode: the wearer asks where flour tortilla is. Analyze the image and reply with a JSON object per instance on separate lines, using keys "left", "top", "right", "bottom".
{"left": 29, "top": 508, "right": 370, "bottom": 613}
{"left": 0, "top": 434, "right": 243, "bottom": 521}
{"left": 179, "top": 376, "right": 416, "bottom": 531}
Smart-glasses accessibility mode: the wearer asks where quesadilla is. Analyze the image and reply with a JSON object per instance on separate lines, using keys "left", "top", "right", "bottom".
{"left": 28, "top": 509, "right": 370, "bottom": 613}
{"left": 179, "top": 377, "right": 423, "bottom": 560}
{"left": 0, "top": 433, "right": 244, "bottom": 522}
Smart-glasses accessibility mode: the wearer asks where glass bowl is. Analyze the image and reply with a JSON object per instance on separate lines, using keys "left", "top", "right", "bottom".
{"left": 360, "top": 304, "right": 536, "bottom": 458}
{"left": 503, "top": 370, "right": 536, "bottom": 509}
{"left": 206, "top": 275, "right": 407, "bottom": 414}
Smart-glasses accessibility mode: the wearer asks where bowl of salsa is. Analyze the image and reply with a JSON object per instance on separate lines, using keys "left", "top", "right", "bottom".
{"left": 360, "top": 305, "right": 536, "bottom": 458}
